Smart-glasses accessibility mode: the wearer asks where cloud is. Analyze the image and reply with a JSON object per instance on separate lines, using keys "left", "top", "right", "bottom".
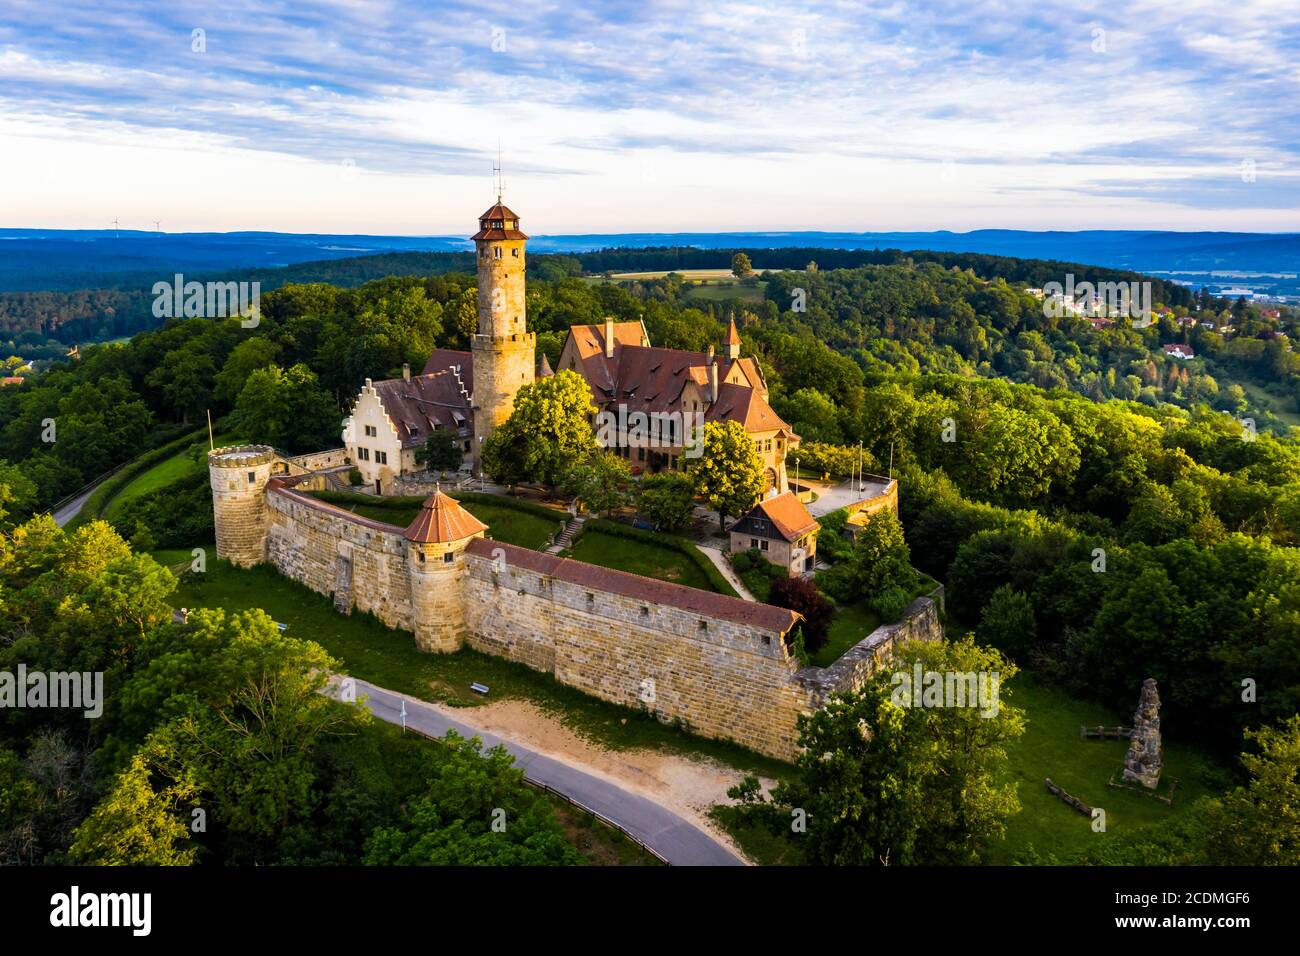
{"left": 1, "top": 0, "right": 1297, "bottom": 230}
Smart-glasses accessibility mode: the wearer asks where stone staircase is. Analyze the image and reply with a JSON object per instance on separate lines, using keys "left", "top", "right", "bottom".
{"left": 546, "top": 515, "right": 587, "bottom": 554}
{"left": 324, "top": 469, "right": 355, "bottom": 493}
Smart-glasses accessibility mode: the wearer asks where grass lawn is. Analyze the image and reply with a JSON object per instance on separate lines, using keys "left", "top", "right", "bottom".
{"left": 319, "top": 493, "right": 563, "bottom": 550}
{"left": 990, "top": 674, "right": 1224, "bottom": 864}
{"left": 169, "top": 560, "right": 791, "bottom": 778}
{"left": 570, "top": 528, "right": 716, "bottom": 591}
{"left": 1236, "top": 378, "right": 1300, "bottom": 428}
{"left": 812, "top": 603, "right": 881, "bottom": 667}
{"left": 682, "top": 282, "right": 767, "bottom": 304}
{"left": 707, "top": 672, "right": 1225, "bottom": 865}
{"left": 104, "top": 433, "right": 240, "bottom": 521}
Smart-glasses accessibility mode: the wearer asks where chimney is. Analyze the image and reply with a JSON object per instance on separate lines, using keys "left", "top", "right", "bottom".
{"left": 604, "top": 317, "right": 615, "bottom": 359}
{"left": 709, "top": 358, "right": 718, "bottom": 403}
{"left": 402, "top": 363, "right": 411, "bottom": 382}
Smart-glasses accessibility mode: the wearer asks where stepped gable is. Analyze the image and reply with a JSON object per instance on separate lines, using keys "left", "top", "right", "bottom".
{"left": 422, "top": 348, "right": 474, "bottom": 390}
{"left": 404, "top": 488, "right": 488, "bottom": 543}
{"left": 370, "top": 369, "right": 472, "bottom": 447}
{"left": 466, "top": 538, "right": 800, "bottom": 634}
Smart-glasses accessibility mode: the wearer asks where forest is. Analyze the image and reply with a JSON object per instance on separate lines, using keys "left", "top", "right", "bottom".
{"left": 1, "top": 247, "right": 1298, "bottom": 864}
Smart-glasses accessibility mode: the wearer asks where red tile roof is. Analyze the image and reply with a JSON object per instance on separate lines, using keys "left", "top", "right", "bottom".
{"left": 404, "top": 490, "right": 488, "bottom": 543}
{"left": 471, "top": 201, "right": 528, "bottom": 241}
{"left": 726, "top": 317, "right": 742, "bottom": 345}
{"left": 563, "top": 321, "right": 785, "bottom": 437}
{"left": 368, "top": 369, "right": 473, "bottom": 448}
{"left": 465, "top": 539, "right": 800, "bottom": 634}
{"left": 733, "top": 492, "right": 819, "bottom": 542}
{"left": 706, "top": 382, "right": 795, "bottom": 437}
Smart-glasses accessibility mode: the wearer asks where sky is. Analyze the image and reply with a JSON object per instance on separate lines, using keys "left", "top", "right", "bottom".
{"left": 1, "top": 0, "right": 1298, "bottom": 234}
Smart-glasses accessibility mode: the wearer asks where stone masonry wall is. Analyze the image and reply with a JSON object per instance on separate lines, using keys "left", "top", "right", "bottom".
{"left": 266, "top": 488, "right": 414, "bottom": 631}
{"left": 461, "top": 550, "right": 813, "bottom": 760}
{"left": 257, "top": 482, "right": 943, "bottom": 762}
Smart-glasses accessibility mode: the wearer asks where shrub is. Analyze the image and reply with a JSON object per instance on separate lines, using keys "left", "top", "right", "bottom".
{"left": 768, "top": 576, "right": 834, "bottom": 651}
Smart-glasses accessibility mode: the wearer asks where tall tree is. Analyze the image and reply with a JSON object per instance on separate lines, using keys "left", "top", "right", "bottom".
{"left": 480, "top": 370, "right": 598, "bottom": 490}
{"left": 689, "top": 420, "right": 765, "bottom": 532}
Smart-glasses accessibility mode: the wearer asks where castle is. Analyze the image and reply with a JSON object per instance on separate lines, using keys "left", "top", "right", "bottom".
{"left": 209, "top": 197, "right": 941, "bottom": 761}
{"left": 341, "top": 198, "right": 799, "bottom": 495}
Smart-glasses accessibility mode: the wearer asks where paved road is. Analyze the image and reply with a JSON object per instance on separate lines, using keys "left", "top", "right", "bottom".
{"left": 333, "top": 676, "right": 744, "bottom": 867}
{"left": 51, "top": 482, "right": 102, "bottom": 527}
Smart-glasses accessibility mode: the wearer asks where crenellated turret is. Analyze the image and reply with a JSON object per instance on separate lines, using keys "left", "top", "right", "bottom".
{"left": 208, "top": 445, "right": 276, "bottom": 567}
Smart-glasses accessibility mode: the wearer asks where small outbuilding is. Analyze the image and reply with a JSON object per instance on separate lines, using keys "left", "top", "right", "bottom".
{"left": 730, "top": 491, "right": 820, "bottom": 575}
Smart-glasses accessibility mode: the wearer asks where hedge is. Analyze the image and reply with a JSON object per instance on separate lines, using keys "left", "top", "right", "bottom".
{"left": 580, "top": 518, "right": 741, "bottom": 599}
{"left": 65, "top": 426, "right": 207, "bottom": 531}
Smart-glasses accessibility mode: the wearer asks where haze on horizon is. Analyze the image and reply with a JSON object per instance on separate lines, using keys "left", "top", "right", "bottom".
{"left": 1, "top": 0, "right": 1297, "bottom": 236}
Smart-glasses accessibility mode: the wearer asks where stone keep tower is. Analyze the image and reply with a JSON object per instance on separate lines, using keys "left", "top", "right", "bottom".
{"left": 209, "top": 445, "right": 276, "bottom": 567}
{"left": 404, "top": 488, "right": 487, "bottom": 652}
{"left": 470, "top": 197, "right": 534, "bottom": 457}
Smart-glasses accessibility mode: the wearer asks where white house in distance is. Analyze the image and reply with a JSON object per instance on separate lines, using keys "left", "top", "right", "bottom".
{"left": 1163, "top": 343, "right": 1195, "bottom": 360}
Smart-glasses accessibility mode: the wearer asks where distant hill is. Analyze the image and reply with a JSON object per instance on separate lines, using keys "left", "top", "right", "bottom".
{"left": 3, "top": 227, "right": 1298, "bottom": 294}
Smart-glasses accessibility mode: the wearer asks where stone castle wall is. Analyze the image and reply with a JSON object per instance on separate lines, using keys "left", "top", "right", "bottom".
{"left": 265, "top": 485, "right": 414, "bottom": 630}
{"left": 460, "top": 543, "right": 811, "bottom": 759}
{"left": 219, "top": 457, "right": 942, "bottom": 762}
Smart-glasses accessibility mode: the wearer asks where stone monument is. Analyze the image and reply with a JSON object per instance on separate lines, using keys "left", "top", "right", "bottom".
{"left": 1122, "top": 677, "right": 1162, "bottom": 789}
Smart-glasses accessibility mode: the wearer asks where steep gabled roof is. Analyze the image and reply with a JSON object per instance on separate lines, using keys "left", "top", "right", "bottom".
{"left": 403, "top": 489, "right": 488, "bottom": 544}
{"left": 706, "top": 382, "right": 795, "bottom": 437}
{"left": 732, "top": 492, "right": 820, "bottom": 542}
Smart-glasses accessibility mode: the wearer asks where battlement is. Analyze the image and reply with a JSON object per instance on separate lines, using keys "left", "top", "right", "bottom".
{"left": 209, "top": 444, "right": 278, "bottom": 468}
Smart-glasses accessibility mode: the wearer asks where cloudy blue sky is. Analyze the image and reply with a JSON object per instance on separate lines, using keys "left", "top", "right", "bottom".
{"left": 1, "top": 0, "right": 1297, "bottom": 233}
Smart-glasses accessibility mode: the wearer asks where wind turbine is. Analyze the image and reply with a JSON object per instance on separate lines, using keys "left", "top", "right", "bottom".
{"left": 111, "top": 217, "right": 120, "bottom": 238}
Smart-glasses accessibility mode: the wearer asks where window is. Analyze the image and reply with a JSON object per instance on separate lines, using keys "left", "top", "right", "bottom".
{"left": 376, "top": 450, "right": 388, "bottom": 465}
{"left": 358, "top": 448, "right": 370, "bottom": 461}
{"left": 443, "top": 552, "right": 454, "bottom": 563}
{"left": 640, "top": 606, "right": 649, "bottom": 617}
{"left": 512, "top": 248, "right": 519, "bottom": 257}
{"left": 364, "top": 424, "right": 377, "bottom": 437}
{"left": 586, "top": 592, "right": 594, "bottom": 605}
{"left": 247, "top": 472, "right": 255, "bottom": 484}
{"left": 750, "top": 538, "right": 759, "bottom": 548}
{"left": 418, "top": 551, "right": 425, "bottom": 563}
{"left": 760, "top": 540, "right": 769, "bottom": 551}
{"left": 494, "top": 247, "right": 502, "bottom": 259}
{"left": 698, "top": 620, "right": 708, "bottom": 632}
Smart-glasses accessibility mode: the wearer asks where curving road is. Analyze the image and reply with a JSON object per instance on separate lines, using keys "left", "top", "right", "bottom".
{"left": 336, "top": 676, "right": 744, "bottom": 866}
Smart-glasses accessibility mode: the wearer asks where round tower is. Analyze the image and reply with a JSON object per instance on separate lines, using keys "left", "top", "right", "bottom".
{"left": 208, "top": 445, "right": 276, "bottom": 567}
{"left": 404, "top": 488, "right": 488, "bottom": 652}
{"left": 470, "top": 197, "right": 535, "bottom": 457}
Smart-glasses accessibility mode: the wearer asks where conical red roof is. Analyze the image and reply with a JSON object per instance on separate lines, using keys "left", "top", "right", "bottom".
{"left": 725, "top": 317, "right": 742, "bottom": 345}
{"left": 403, "top": 489, "right": 488, "bottom": 544}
